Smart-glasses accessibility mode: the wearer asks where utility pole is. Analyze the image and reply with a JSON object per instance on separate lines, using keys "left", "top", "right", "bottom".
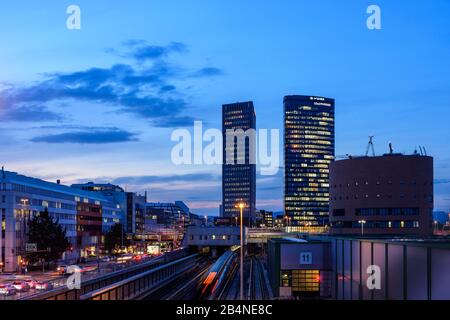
{"left": 236, "top": 202, "right": 246, "bottom": 301}
{"left": 358, "top": 220, "right": 367, "bottom": 236}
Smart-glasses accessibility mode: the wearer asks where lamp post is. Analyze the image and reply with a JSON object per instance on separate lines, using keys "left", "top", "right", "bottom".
{"left": 358, "top": 220, "right": 367, "bottom": 236}
{"left": 204, "top": 215, "right": 207, "bottom": 226}
{"left": 236, "top": 202, "right": 246, "bottom": 300}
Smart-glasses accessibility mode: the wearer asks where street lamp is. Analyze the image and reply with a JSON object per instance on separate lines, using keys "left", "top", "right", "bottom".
{"left": 235, "top": 202, "right": 246, "bottom": 300}
{"left": 204, "top": 215, "right": 207, "bottom": 226}
{"left": 358, "top": 220, "right": 367, "bottom": 236}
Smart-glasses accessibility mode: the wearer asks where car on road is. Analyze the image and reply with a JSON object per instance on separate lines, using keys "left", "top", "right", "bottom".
{"left": 101, "top": 256, "right": 115, "bottom": 262}
{"left": 80, "top": 265, "right": 97, "bottom": 273}
{"left": 56, "top": 265, "right": 68, "bottom": 275}
{"left": 24, "top": 278, "right": 38, "bottom": 289}
{"left": 117, "top": 254, "right": 133, "bottom": 263}
{"left": 0, "top": 284, "right": 16, "bottom": 296}
{"left": 11, "top": 281, "right": 30, "bottom": 292}
{"left": 35, "top": 281, "right": 54, "bottom": 291}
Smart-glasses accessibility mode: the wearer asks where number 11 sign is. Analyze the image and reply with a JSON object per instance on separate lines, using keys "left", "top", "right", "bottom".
{"left": 300, "top": 252, "right": 313, "bottom": 265}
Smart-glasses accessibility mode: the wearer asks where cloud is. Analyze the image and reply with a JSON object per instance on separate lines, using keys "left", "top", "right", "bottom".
{"left": 130, "top": 42, "right": 187, "bottom": 62}
{"left": 0, "top": 105, "right": 63, "bottom": 122}
{"left": 190, "top": 67, "right": 225, "bottom": 78}
{"left": 435, "top": 179, "right": 450, "bottom": 185}
{"left": 0, "top": 40, "right": 223, "bottom": 131}
{"left": 30, "top": 127, "right": 138, "bottom": 144}
{"left": 150, "top": 115, "right": 196, "bottom": 128}
{"left": 112, "top": 173, "right": 220, "bottom": 185}
{"left": 0, "top": 41, "right": 225, "bottom": 128}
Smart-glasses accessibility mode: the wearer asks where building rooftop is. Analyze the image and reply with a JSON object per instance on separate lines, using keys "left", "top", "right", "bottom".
{"left": 1, "top": 170, "right": 110, "bottom": 202}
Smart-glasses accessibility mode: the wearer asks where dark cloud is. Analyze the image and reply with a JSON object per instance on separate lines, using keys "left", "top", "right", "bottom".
{"left": 0, "top": 41, "right": 224, "bottom": 128}
{"left": 30, "top": 128, "right": 138, "bottom": 144}
{"left": 0, "top": 105, "right": 63, "bottom": 122}
{"left": 150, "top": 115, "right": 196, "bottom": 128}
{"left": 112, "top": 173, "right": 220, "bottom": 185}
{"left": 191, "top": 67, "right": 225, "bottom": 78}
{"left": 131, "top": 42, "right": 187, "bottom": 62}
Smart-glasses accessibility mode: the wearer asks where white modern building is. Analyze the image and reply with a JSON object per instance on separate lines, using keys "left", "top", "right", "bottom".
{"left": 0, "top": 170, "right": 123, "bottom": 272}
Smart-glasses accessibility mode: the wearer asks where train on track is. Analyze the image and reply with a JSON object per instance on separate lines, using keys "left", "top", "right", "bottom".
{"left": 199, "top": 246, "right": 239, "bottom": 299}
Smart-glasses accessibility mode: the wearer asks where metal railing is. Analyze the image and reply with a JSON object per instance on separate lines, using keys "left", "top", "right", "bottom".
{"left": 23, "top": 249, "right": 189, "bottom": 300}
{"left": 80, "top": 254, "right": 198, "bottom": 300}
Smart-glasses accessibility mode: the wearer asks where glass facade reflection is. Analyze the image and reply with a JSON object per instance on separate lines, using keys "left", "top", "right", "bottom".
{"left": 284, "top": 95, "right": 335, "bottom": 231}
{"left": 222, "top": 101, "right": 256, "bottom": 226}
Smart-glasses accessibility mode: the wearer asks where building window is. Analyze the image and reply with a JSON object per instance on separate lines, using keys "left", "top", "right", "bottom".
{"left": 291, "top": 270, "right": 320, "bottom": 293}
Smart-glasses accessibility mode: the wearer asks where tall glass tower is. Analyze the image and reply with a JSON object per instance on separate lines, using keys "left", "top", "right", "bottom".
{"left": 222, "top": 101, "right": 256, "bottom": 226}
{"left": 284, "top": 95, "right": 335, "bottom": 232}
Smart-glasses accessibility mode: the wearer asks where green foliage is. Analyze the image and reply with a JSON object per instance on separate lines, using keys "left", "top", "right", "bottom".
{"left": 104, "top": 223, "right": 129, "bottom": 253}
{"left": 27, "top": 208, "right": 70, "bottom": 264}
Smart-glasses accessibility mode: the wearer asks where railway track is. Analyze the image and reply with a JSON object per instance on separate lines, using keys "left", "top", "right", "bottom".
{"left": 249, "top": 256, "right": 270, "bottom": 300}
{"left": 144, "top": 257, "right": 212, "bottom": 300}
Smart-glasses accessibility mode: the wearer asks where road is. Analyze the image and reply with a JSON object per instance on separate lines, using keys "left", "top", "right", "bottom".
{"left": 0, "top": 254, "right": 162, "bottom": 300}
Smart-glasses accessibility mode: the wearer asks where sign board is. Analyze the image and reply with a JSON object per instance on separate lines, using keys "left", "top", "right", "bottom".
{"left": 147, "top": 245, "right": 160, "bottom": 255}
{"left": 300, "top": 252, "right": 313, "bottom": 265}
{"left": 25, "top": 243, "right": 37, "bottom": 252}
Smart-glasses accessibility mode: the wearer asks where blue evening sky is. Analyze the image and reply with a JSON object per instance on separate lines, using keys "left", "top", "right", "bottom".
{"left": 0, "top": 0, "right": 449, "bottom": 215}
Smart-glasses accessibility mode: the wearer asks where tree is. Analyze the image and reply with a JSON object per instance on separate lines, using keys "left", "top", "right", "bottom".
{"left": 27, "top": 208, "right": 70, "bottom": 265}
{"left": 104, "top": 223, "right": 129, "bottom": 253}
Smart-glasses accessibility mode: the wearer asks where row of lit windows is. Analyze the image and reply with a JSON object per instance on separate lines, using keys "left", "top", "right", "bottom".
{"left": 331, "top": 194, "right": 432, "bottom": 200}
{"left": 331, "top": 181, "right": 433, "bottom": 188}
{"left": 331, "top": 220, "right": 420, "bottom": 229}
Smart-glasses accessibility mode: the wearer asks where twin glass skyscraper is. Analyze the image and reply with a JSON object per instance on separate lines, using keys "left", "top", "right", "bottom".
{"left": 284, "top": 95, "right": 335, "bottom": 232}
{"left": 221, "top": 96, "right": 334, "bottom": 231}
{"left": 222, "top": 101, "right": 256, "bottom": 226}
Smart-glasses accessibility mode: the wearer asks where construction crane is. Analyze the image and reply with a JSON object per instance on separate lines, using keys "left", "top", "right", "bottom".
{"left": 365, "top": 136, "right": 375, "bottom": 157}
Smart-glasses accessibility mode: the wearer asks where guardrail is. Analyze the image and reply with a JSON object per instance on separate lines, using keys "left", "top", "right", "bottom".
{"left": 80, "top": 254, "right": 198, "bottom": 300}
{"left": 23, "top": 249, "right": 189, "bottom": 300}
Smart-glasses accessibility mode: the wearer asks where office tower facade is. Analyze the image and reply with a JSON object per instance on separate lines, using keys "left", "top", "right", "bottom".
{"left": 284, "top": 95, "right": 335, "bottom": 232}
{"left": 222, "top": 101, "right": 256, "bottom": 226}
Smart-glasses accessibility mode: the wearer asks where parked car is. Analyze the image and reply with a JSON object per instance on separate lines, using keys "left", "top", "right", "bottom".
{"left": 35, "top": 281, "right": 54, "bottom": 291}
{"left": 11, "top": 281, "right": 30, "bottom": 292}
{"left": 24, "top": 278, "right": 38, "bottom": 289}
{"left": 0, "top": 284, "right": 16, "bottom": 296}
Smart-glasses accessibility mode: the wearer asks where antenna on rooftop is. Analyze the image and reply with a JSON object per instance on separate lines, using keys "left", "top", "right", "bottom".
{"left": 389, "top": 142, "right": 393, "bottom": 154}
{"left": 365, "top": 136, "right": 375, "bottom": 157}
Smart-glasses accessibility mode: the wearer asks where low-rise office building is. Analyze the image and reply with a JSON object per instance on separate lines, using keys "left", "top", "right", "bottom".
{"left": 267, "top": 237, "right": 332, "bottom": 299}
{"left": 183, "top": 226, "right": 245, "bottom": 256}
{"left": 0, "top": 170, "right": 123, "bottom": 271}
{"left": 146, "top": 201, "right": 191, "bottom": 227}
{"left": 329, "top": 154, "right": 433, "bottom": 236}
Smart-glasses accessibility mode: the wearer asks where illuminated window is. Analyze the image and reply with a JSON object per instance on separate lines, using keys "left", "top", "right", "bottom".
{"left": 291, "top": 270, "right": 320, "bottom": 292}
